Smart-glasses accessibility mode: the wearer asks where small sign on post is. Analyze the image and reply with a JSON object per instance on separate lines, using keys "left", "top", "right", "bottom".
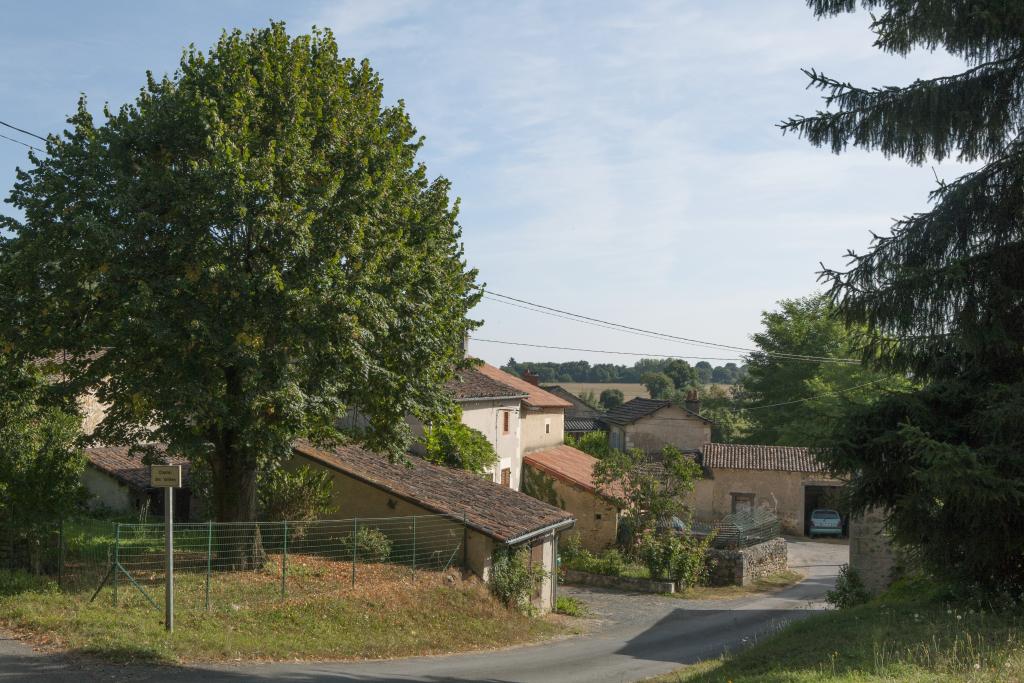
{"left": 151, "top": 464, "right": 182, "bottom": 633}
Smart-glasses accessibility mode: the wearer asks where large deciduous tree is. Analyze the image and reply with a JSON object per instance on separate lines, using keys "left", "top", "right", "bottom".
{"left": 0, "top": 24, "right": 480, "bottom": 524}
{"left": 783, "top": 2, "right": 1024, "bottom": 591}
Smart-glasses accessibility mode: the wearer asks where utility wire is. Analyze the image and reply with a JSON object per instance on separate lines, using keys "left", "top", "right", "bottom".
{"left": 0, "top": 133, "right": 42, "bottom": 153}
{"left": 471, "top": 337, "right": 748, "bottom": 362}
{"left": 0, "top": 119, "right": 47, "bottom": 142}
{"left": 480, "top": 289, "right": 861, "bottom": 364}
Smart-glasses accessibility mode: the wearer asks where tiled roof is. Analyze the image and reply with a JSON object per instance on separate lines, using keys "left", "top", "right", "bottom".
{"left": 475, "top": 363, "right": 572, "bottom": 409}
{"left": 446, "top": 365, "right": 528, "bottom": 402}
{"left": 602, "top": 397, "right": 712, "bottom": 425}
{"left": 565, "top": 416, "right": 605, "bottom": 433}
{"left": 540, "top": 385, "right": 602, "bottom": 417}
{"left": 293, "top": 440, "right": 574, "bottom": 543}
{"left": 701, "top": 443, "right": 826, "bottom": 473}
{"left": 85, "top": 444, "right": 191, "bottom": 490}
{"left": 524, "top": 445, "right": 625, "bottom": 501}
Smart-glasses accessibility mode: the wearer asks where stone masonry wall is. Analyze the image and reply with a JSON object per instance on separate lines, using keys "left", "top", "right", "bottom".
{"left": 706, "top": 537, "right": 788, "bottom": 586}
{"left": 849, "top": 507, "right": 899, "bottom": 595}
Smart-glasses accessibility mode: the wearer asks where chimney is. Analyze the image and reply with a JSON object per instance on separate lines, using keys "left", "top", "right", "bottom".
{"left": 521, "top": 369, "right": 540, "bottom": 386}
{"left": 684, "top": 389, "right": 701, "bottom": 415}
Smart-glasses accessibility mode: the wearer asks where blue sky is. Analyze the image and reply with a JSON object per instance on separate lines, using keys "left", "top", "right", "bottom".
{"left": 0, "top": 1, "right": 969, "bottom": 367}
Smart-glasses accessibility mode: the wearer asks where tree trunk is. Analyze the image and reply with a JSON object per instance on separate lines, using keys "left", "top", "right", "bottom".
{"left": 210, "top": 439, "right": 266, "bottom": 570}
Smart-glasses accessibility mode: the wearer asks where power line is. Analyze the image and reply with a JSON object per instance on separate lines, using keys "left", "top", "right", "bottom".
{"left": 471, "top": 337, "right": 749, "bottom": 362}
{"left": 0, "top": 119, "right": 47, "bottom": 142}
{"left": 480, "top": 289, "right": 861, "bottom": 364}
{"left": 0, "top": 133, "right": 42, "bottom": 153}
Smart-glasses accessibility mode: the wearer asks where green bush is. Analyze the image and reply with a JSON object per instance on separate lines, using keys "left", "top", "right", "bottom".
{"left": 637, "top": 531, "right": 714, "bottom": 586}
{"left": 490, "top": 547, "right": 546, "bottom": 613}
{"left": 827, "top": 563, "right": 871, "bottom": 609}
{"left": 338, "top": 527, "right": 392, "bottom": 562}
{"left": 560, "top": 537, "right": 629, "bottom": 578}
{"left": 554, "top": 595, "right": 588, "bottom": 617}
{"left": 422, "top": 409, "right": 498, "bottom": 474}
{"left": 258, "top": 465, "right": 336, "bottom": 522}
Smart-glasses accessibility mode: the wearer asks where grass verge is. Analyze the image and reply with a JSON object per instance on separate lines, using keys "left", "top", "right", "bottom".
{"left": 672, "top": 570, "right": 804, "bottom": 600}
{"left": 0, "top": 567, "right": 562, "bottom": 665}
{"left": 647, "top": 577, "right": 1024, "bottom": 682}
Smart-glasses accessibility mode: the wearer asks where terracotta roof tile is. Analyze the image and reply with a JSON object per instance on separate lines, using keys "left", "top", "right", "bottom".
{"left": 475, "top": 363, "right": 572, "bottom": 409}
{"left": 446, "top": 366, "right": 528, "bottom": 402}
{"left": 524, "top": 444, "right": 625, "bottom": 501}
{"left": 293, "top": 440, "right": 574, "bottom": 543}
{"left": 85, "top": 444, "right": 190, "bottom": 490}
{"left": 701, "top": 443, "right": 825, "bottom": 473}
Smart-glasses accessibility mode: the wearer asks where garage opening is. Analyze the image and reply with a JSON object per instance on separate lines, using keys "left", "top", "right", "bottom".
{"left": 803, "top": 484, "right": 846, "bottom": 536}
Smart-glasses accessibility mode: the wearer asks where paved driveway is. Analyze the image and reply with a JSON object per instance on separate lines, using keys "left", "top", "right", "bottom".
{"left": 0, "top": 538, "right": 847, "bottom": 683}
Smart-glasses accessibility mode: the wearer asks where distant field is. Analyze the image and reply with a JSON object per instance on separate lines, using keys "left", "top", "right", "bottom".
{"left": 557, "top": 382, "right": 650, "bottom": 401}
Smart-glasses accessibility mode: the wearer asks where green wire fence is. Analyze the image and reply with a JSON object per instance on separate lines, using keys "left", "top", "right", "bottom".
{"left": 3, "top": 514, "right": 468, "bottom": 612}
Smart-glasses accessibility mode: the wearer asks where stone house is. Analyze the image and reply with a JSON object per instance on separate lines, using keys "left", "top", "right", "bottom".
{"left": 291, "top": 440, "right": 575, "bottom": 613}
{"left": 433, "top": 364, "right": 528, "bottom": 489}
{"left": 690, "top": 443, "right": 845, "bottom": 535}
{"left": 541, "top": 385, "right": 606, "bottom": 438}
{"left": 82, "top": 445, "right": 195, "bottom": 521}
{"left": 475, "top": 363, "right": 572, "bottom": 457}
{"left": 522, "top": 444, "right": 624, "bottom": 552}
{"left": 602, "top": 397, "right": 712, "bottom": 454}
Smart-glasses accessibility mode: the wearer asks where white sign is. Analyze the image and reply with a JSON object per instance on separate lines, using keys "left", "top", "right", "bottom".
{"left": 151, "top": 465, "right": 183, "bottom": 488}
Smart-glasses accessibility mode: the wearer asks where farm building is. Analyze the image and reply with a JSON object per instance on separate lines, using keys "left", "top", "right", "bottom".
{"left": 691, "top": 443, "right": 845, "bottom": 535}
{"left": 522, "top": 444, "right": 623, "bottom": 552}
{"left": 602, "top": 396, "right": 712, "bottom": 454}
{"left": 83, "top": 445, "right": 195, "bottom": 521}
{"left": 291, "top": 440, "right": 575, "bottom": 612}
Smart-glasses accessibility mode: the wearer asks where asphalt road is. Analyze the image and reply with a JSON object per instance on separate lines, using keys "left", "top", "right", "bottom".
{"left": 0, "top": 538, "right": 847, "bottom": 683}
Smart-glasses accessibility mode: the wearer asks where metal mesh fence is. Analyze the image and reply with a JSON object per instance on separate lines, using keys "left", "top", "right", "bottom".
{"left": 2, "top": 514, "right": 466, "bottom": 613}
{"left": 692, "top": 509, "right": 781, "bottom": 549}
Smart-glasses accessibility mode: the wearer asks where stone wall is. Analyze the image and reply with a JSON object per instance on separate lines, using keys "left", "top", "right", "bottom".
{"left": 849, "top": 507, "right": 899, "bottom": 595}
{"left": 521, "top": 464, "right": 619, "bottom": 552}
{"left": 706, "top": 537, "right": 788, "bottom": 586}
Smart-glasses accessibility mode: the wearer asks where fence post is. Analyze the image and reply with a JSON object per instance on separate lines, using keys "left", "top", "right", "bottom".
{"left": 411, "top": 516, "right": 417, "bottom": 574}
{"left": 205, "top": 520, "right": 212, "bottom": 611}
{"left": 462, "top": 512, "right": 468, "bottom": 569}
{"left": 113, "top": 522, "right": 120, "bottom": 607}
{"left": 351, "top": 517, "right": 358, "bottom": 588}
{"left": 57, "top": 519, "right": 64, "bottom": 591}
{"left": 281, "top": 520, "right": 288, "bottom": 599}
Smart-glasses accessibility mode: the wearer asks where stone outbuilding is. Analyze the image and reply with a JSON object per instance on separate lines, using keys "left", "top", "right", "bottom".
{"left": 291, "top": 440, "right": 575, "bottom": 613}
{"left": 83, "top": 445, "right": 194, "bottom": 521}
{"left": 602, "top": 397, "right": 712, "bottom": 453}
{"left": 522, "top": 444, "right": 624, "bottom": 552}
{"left": 691, "top": 443, "right": 845, "bottom": 536}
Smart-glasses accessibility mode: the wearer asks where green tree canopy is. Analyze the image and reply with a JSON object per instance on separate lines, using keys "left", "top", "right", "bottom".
{"left": 422, "top": 408, "right": 497, "bottom": 474}
{"left": 740, "top": 295, "right": 906, "bottom": 446}
{"left": 784, "top": 1, "right": 1024, "bottom": 591}
{"left": 641, "top": 372, "right": 674, "bottom": 400}
{"left": 0, "top": 24, "right": 479, "bottom": 523}
{"left": 599, "top": 388, "right": 624, "bottom": 410}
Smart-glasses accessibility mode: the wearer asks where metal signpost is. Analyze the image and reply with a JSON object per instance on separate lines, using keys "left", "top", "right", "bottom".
{"left": 151, "top": 465, "right": 182, "bottom": 632}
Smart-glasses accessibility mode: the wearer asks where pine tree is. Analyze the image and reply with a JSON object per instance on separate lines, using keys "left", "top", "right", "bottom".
{"left": 782, "top": 2, "right": 1024, "bottom": 591}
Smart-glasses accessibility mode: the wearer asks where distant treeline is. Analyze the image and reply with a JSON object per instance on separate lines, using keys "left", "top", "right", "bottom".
{"left": 501, "top": 357, "right": 747, "bottom": 385}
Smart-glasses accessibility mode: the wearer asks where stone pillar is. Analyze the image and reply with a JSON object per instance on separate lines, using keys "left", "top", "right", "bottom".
{"left": 849, "top": 507, "right": 898, "bottom": 595}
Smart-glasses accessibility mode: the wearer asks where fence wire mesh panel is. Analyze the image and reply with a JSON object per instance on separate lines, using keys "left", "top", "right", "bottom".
{"left": 3, "top": 514, "right": 466, "bottom": 613}
{"left": 707, "top": 509, "right": 781, "bottom": 549}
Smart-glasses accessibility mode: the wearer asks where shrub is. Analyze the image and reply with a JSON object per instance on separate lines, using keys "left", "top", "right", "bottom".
{"left": 554, "top": 595, "right": 588, "bottom": 617}
{"left": 827, "top": 564, "right": 871, "bottom": 609}
{"left": 423, "top": 409, "right": 498, "bottom": 474}
{"left": 338, "top": 527, "right": 392, "bottom": 563}
{"left": 491, "top": 547, "right": 546, "bottom": 613}
{"left": 560, "top": 538, "right": 628, "bottom": 578}
{"left": 637, "top": 531, "right": 714, "bottom": 586}
{"left": 258, "top": 465, "right": 335, "bottom": 522}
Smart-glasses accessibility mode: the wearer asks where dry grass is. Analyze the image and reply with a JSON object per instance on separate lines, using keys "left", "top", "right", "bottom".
{"left": 0, "top": 559, "right": 564, "bottom": 664}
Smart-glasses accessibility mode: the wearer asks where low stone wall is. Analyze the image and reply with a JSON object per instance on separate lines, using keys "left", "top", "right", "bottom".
{"left": 849, "top": 507, "right": 899, "bottom": 595}
{"left": 562, "top": 569, "right": 677, "bottom": 594}
{"left": 706, "top": 537, "right": 788, "bottom": 587}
